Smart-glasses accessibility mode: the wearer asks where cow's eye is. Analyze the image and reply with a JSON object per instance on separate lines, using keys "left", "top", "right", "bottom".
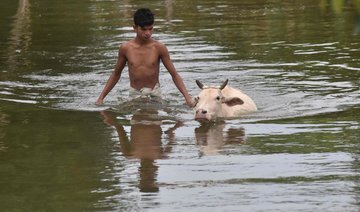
{"left": 216, "top": 96, "right": 221, "bottom": 101}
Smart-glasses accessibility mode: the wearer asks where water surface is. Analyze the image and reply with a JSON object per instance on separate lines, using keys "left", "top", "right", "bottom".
{"left": 0, "top": 0, "right": 359, "bottom": 211}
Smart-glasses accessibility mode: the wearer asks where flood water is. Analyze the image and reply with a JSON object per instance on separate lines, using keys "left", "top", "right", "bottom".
{"left": 1, "top": 0, "right": 360, "bottom": 211}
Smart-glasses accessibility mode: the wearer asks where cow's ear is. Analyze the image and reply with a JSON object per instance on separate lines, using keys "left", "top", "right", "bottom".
{"left": 222, "top": 97, "right": 244, "bottom": 106}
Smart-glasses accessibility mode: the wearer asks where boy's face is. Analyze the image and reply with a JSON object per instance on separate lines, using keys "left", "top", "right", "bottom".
{"left": 134, "top": 25, "right": 154, "bottom": 41}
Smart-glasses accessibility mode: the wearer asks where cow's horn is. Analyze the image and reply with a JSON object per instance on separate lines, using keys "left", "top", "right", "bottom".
{"left": 196, "top": 80, "right": 204, "bottom": 89}
{"left": 219, "top": 79, "right": 228, "bottom": 90}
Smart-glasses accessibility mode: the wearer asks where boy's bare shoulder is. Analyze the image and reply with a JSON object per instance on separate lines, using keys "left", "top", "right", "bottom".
{"left": 152, "top": 40, "right": 168, "bottom": 54}
{"left": 120, "top": 40, "right": 135, "bottom": 49}
{"left": 153, "top": 40, "right": 166, "bottom": 48}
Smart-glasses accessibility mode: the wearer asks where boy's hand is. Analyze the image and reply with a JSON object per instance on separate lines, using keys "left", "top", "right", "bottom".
{"left": 186, "top": 96, "right": 197, "bottom": 108}
{"left": 95, "top": 98, "right": 104, "bottom": 105}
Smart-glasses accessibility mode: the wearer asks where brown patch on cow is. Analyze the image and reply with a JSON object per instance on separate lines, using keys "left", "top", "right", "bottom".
{"left": 223, "top": 97, "right": 244, "bottom": 106}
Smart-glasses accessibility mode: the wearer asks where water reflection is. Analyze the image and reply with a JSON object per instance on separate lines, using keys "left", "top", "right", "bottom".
{"left": 195, "top": 122, "right": 245, "bottom": 156}
{"left": 0, "top": 109, "right": 9, "bottom": 152}
{"left": 5, "top": 0, "right": 32, "bottom": 75}
{"left": 320, "top": 0, "right": 360, "bottom": 34}
{"left": 164, "top": 0, "right": 174, "bottom": 23}
{"left": 320, "top": 0, "right": 359, "bottom": 14}
{"left": 0, "top": 0, "right": 359, "bottom": 210}
{"left": 101, "top": 109, "right": 182, "bottom": 192}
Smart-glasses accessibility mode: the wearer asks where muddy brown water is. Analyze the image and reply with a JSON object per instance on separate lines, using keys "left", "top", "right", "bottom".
{"left": 1, "top": 0, "right": 359, "bottom": 211}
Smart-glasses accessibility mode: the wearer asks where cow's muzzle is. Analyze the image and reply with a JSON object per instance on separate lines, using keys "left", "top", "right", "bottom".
{"left": 195, "top": 109, "right": 210, "bottom": 122}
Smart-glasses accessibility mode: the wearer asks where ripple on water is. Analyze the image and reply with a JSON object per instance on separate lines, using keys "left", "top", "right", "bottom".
{"left": 1, "top": 30, "right": 359, "bottom": 123}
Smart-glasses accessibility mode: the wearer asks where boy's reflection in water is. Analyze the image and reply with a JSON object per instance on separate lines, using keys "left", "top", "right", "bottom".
{"left": 101, "top": 109, "right": 182, "bottom": 192}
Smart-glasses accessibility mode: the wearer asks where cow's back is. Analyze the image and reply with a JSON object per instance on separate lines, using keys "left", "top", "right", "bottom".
{"left": 221, "top": 86, "right": 257, "bottom": 117}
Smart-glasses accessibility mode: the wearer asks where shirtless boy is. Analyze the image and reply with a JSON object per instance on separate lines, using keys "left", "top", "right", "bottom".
{"left": 96, "top": 8, "right": 195, "bottom": 107}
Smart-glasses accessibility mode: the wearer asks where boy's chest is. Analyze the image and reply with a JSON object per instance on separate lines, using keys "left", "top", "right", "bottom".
{"left": 127, "top": 46, "right": 160, "bottom": 64}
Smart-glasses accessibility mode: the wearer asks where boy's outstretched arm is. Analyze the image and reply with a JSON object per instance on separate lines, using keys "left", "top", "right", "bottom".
{"left": 96, "top": 45, "right": 127, "bottom": 105}
{"left": 159, "top": 43, "right": 196, "bottom": 107}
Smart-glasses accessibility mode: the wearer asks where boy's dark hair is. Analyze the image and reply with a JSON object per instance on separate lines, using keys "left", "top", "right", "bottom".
{"left": 134, "top": 8, "right": 154, "bottom": 27}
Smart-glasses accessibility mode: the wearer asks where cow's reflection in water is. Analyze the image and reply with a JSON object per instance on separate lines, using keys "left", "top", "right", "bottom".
{"left": 195, "top": 122, "right": 245, "bottom": 156}
{"left": 101, "top": 110, "right": 182, "bottom": 192}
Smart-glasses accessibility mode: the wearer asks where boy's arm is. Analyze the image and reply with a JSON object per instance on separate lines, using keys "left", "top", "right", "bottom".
{"left": 96, "top": 45, "right": 127, "bottom": 105}
{"left": 159, "top": 44, "right": 195, "bottom": 107}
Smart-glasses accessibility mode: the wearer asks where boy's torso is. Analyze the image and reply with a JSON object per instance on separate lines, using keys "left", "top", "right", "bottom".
{"left": 125, "top": 40, "right": 161, "bottom": 90}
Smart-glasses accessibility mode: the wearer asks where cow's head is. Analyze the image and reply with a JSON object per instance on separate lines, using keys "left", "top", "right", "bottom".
{"left": 194, "top": 79, "right": 244, "bottom": 122}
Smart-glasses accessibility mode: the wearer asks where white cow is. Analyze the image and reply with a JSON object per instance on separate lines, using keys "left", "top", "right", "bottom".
{"left": 194, "top": 79, "right": 257, "bottom": 122}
